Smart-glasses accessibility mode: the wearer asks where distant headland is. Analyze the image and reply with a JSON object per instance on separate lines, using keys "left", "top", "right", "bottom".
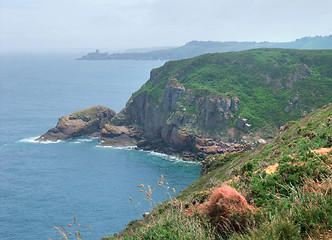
{"left": 78, "top": 35, "right": 332, "bottom": 61}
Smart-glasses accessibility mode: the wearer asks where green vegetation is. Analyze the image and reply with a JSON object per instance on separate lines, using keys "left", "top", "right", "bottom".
{"left": 69, "top": 105, "right": 112, "bottom": 121}
{"left": 109, "top": 103, "right": 332, "bottom": 239}
{"left": 132, "top": 48, "right": 332, "bottom": 136}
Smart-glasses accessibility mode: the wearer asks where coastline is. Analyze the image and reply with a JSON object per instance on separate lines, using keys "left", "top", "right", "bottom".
{"left": 28, "top": 135, "right": 201, "bottom": 164}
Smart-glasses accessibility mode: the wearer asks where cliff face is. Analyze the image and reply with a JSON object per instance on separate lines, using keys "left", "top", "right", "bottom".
{"left": 113, "top": 77, "right": 243, "bottom": 157}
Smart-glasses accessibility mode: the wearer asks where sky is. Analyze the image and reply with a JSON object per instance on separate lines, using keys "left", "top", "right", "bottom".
{"left": 0, "top": 0, "right": 331, "bottom": 53}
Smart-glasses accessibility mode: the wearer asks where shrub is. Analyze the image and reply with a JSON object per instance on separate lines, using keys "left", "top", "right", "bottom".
{"left": 199, "top": 185, "right": 254, "bottom": 234}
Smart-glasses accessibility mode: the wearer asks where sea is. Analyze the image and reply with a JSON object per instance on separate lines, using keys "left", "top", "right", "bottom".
{"left": 0, "top": 53, "right": 201, "bottom": 239}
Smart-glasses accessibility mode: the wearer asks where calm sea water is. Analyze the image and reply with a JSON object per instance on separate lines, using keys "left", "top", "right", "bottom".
{"left": 0, "top": 53, "right": 200, "bottom": 239}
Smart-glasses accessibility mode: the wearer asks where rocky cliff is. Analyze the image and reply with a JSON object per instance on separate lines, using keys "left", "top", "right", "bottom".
{"left": 36, "top": 106, "right": 115, "bottom": 141}
{"left": 110, "top": 48, "right": 332, "bottom": 159}
{"left": 38, "top": 49, "right": 332, "bottom": 161}
{"left": 112, "top": 77, "right": 244, "bottom": 158}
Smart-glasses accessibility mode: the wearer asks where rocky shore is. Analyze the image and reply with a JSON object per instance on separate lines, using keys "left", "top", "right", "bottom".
{"left": 36, "top": 104, "right": 251, "bottom": 161}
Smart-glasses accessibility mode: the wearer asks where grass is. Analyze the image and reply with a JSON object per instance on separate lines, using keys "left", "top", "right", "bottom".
{"left": 105, "top": 176, "right": 217, "bottom": 240}
{"left": 50, "top": 104, "right": 331, "bottom": 240}
{"left": 69, "top": 105, "right": 113, "bottom": 121}
{"left": 108, "top": 103, "right": 332, "bottom": 239}
{"left": 49, "top": 216, "right": 92, "bottom": 240}
{"left": 124, "top": 49, "right": 332, "bottom": 138}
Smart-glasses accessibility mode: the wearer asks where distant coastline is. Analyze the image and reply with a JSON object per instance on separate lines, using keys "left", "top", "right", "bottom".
{"left": 78, "top": 35, "right": 332, "bottom": 61}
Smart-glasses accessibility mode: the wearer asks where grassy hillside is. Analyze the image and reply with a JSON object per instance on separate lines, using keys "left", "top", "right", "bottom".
{"left": 134, "top": 48, "right": 332, "bottom": 137}
{"left": 108, "top": 103, "right": 332, "bottom": 240}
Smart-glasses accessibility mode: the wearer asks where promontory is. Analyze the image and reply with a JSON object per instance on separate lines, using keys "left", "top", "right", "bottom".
{"left": 37, "top": 48, "right": 332, "bottom": 160}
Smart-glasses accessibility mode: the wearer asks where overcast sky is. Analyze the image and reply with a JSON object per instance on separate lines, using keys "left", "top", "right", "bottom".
{"left": 0, "top": 0, "right": 331, "bottom": 53}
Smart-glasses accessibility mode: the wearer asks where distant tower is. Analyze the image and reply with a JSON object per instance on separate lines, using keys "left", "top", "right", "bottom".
{"left": 96, "top": 49, "right": 100, "bottom": 54}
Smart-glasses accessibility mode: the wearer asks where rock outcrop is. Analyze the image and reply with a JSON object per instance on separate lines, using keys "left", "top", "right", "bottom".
{"left": 111, "top": 77, "right": 244, "bottom": 159}
{"left": 36, "top": 106, "right": 116, "bottom": 142}
{"left": 99, "top": 124, "right": 141, "bottom": 147}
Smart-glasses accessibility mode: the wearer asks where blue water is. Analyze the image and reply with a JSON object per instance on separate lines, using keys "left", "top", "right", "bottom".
{"left": 0, "top": 54, "right": 201, "bottom": 239}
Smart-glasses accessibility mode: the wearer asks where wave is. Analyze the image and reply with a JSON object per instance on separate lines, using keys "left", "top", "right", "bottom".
{"left": 143, "top": 150, "right": 200, "bottom": 165}
{"left": 18, "top": 136, "right": 62, "bottom": 144}
{"left": 18, "top": 136, "right": 200, "bottom": 165}
{"left": 71, "top": 138, "right": 97, "bottom": 144}
{"left": 96, "top": 145, "right": 137, "bottom": 150}
{"left": 147, "top": 151, "right": 174, "bottom": 159}
{"left": 97, "top": 143, "right": 199, "bottom": 164}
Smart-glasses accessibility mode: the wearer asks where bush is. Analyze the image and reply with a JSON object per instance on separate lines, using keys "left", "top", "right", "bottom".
{"left": 199, "top": 185, "right": 254, "bottom": 234}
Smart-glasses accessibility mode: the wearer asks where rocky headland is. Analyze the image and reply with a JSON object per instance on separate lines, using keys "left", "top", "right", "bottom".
{"left": 36, "top": 106, "right": 115, "bottom": 142}
{"left": 38, "top": 48, "right": 332, "bottom": 161}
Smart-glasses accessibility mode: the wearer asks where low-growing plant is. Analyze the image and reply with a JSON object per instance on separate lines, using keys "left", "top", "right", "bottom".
{"left": 230, "top": 177, "right": 332, "bottom": 240}
{"left": 49, "top": 216, "right": 92, "bottom": 240}
{"left": 198, "top": 185, "right": 254, "bottom": 236}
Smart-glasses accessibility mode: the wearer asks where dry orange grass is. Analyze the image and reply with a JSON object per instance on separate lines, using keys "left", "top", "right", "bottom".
{"left": 264, "top": 163, "right": 279, "bottom": 175}
{"left": 198, "top": 185, "right": 254, "bottom": 233}
{"left": 311, "top": 147, "right": 332, "bottom": 156}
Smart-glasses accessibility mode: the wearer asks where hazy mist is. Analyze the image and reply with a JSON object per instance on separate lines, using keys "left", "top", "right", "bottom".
{"left": 1, "top": 0, "right": 331, "bottom": 53}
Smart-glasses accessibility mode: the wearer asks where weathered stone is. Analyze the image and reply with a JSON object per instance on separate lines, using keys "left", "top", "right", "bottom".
{"left": 205, "top": 145, "right": 218, "bottom": 154}
{"left": 102, "top": 125, "right": 130, "bottom": 138}
{"left": 36, "top": 106, "right": 115, "bottom": 142}
{"left": 111, "top": 74, "right": 241, "bottom": 156}
{"left": 99, "top": 134, "right": 137, "bottom": 147}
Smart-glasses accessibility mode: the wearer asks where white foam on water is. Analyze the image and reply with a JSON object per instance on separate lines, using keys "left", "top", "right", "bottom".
{"left": 71, "top": 138, "right": 96, "bottom": 144}
{"left": 77, "top": 138, "right": 95, "bottom": 142}
{"left": 18, "top": 136, "right": 62, "bottom": 144}
{"left": 143, "top": 150, "right": 200, "bottom": 164}
{"left": 90, "top": 142, "right": 200, "bottom": 165}
{"left": 96, "top": 145, "right": 137, "bottom": 150}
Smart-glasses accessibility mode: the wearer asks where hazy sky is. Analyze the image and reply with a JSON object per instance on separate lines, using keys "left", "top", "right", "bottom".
{"left": 0, "top": 0, "right": 331, "bottom": 52}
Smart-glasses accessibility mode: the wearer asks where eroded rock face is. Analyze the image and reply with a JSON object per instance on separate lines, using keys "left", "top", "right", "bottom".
{"left": 111, "top": 77, "right": 244, "bottom": 158}
{"left": 99, "top": 124, "right": 141, "bottom": 147}
{"left": 36, "top": 106, "right": 116, "bottom": 142}
{"left": 36, "top": 76, "right": 246, "bottom": 159}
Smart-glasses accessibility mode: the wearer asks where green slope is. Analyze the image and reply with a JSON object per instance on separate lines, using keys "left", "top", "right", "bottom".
{"left": 133, "top": 48, "right": 332, "bottom": 137}
{"left": 108, "top": 103, "right": 332, "bottom": 240}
